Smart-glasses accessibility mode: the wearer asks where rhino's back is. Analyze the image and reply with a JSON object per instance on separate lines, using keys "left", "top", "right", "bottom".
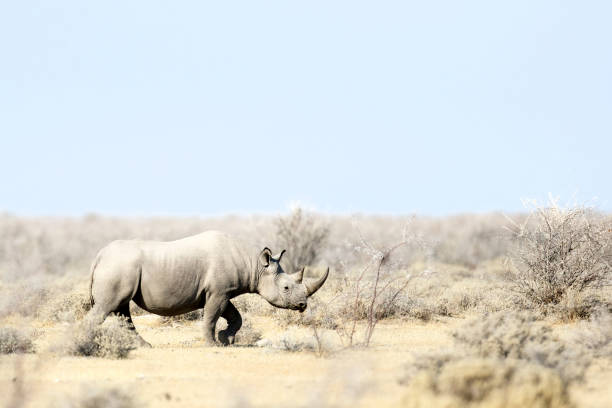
{"left": 133, "top": 231, "right": 253, "bottom": 313}
{"left": 140, "top": 231, "right": 253, "bottom": 274}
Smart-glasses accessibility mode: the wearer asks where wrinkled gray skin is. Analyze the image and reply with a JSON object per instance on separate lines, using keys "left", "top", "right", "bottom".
{"left": 85, "top": 231, "right": 329, "bottom": 347}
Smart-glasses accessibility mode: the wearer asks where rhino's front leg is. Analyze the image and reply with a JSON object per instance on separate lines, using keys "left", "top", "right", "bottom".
{"left": 218, "top": 300, "right": 242, "bottom": 346}
{"left": 202, "top": 293, "right": 227, "bottom": 346}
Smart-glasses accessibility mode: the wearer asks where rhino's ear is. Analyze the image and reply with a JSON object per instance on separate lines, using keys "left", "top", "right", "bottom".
{"left": 259, "top": 247, "right": 272, "bottom": 267}
{"left": 274, "top": 249, "right": 286, "bottom": 263}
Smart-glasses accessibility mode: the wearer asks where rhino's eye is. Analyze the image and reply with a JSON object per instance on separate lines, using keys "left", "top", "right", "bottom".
{"left": 283, "top": 286, "right": 289, "bottom": 291}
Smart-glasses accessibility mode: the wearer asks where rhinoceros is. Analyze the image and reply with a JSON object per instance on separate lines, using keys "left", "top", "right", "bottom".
{"left": 85, "top": 230, "right": 329, "bottom": 347}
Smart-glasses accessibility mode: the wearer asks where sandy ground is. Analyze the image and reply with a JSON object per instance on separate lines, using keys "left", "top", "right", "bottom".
{"left": 1, "top": 316, "right": 610, "bottom": 408}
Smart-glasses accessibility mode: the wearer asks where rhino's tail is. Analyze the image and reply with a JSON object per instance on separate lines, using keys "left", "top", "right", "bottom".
{"left": 89, "top": 252, "right": 101, "bottom": 308}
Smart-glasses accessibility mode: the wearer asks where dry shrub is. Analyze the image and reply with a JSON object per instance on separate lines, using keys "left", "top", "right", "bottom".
{"left": 233, "top": 294, "right": 275, "bottom": 316}
{"left": 256, "top": 331, "right": 317, "bottom": 352}
{"left": 1, "top": 278, "right": 92, "bottom": 323}
{"left": 546, "top": 288, "right": 609, "bottom": 322}
{"left": 0, "top": 279, "right": 52, "bottom": 318}
{"left": 398, "top": 278, "right": 462, "bottom": 321}
{"left": 508, "top": 199, "right": 611, "bottom": 311}
{"left": 61, "top": 316, "right": 137, "bottom": 358}
{"left": 302, "top": 300, "right": 340, "bottom": 331}
{"left": 265, "top": 297, "right": 337, "bottom": 355}
{"left": 269, "top": 262, "right": 501, "bottom": 334}
{"left": 39, "top": 285, "right": 91, "bottom": 323}
{"left": 159, "top": 309, "right": 201, "bottom": 326}
{"left": 331, "top": 225, "right": 429, "bottom": 347}
{"left": 234, "top": 319, "right": 262, "bottom": 346}
{"left": 342, "top": 262, "right": 517, "bottom": 323}
{"left": 394, "top": 261, "right": 518, "bottom": 321}
{"left": 322, "top": 213, "right": 514, "bottom": 270}
{"left": 0, "top": 212, "right": 522, "bottom": 326}
{"left": 270, "top": 296, "right": 338, "bottom": 331}
{"left": 271, "top": 308, "right": 304, "bottom": 328}
{"left": 274, "top": 207, "right": 330, "bottom": 271}
{"left": 403, "top": 358, "right": 573, "bottom": 408}
{"left": 326, "top": 278, "right": 436, "bottom": 324}
{"left": 400, "top": 298, "right": 436, "bottom": 321}
{"left": 453, "top": 311, "right": 553, "bottom": 358}
{"left": 0, "top": 214, "right": 272, "bottom": 282}
{"left": 0, "top": 212, "right": 521, "bottom": 287}
{"left": 432, "top": 213, "right": 512, "bottom": 268}
{"left": 402, "top": 311, "right": 593, "bottom": 408}
{"left": 570, "top": 308, "right": 612, "bottom": 358}
{"left": 274, "top": 334, "right": 317, "bottom": 352}
{"left": 128, "top": 303, "right": 149, "bottom": 316}
{"left": 0, "top": 327, "right": 35, "bottom": 354}
{"left": 452, "top": 311, "right": 588, "bottom": 382}
{"left": 52, "top": 385, "right": 137, "bottom": 408}
{"left": 296, "top": 298, "right": 340, "bottom": 356}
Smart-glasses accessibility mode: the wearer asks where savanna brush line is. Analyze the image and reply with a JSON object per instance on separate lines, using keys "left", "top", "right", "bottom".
{"left": 86, "top": 231, "right": 329, "bottom": 346}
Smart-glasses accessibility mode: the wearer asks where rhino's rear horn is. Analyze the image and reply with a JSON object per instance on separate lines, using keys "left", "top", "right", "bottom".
{"left": 293, "top": 266, "right": 304, "bottom": 283}
{"left": 305, "top": 267, "right": 329, "bottom": 296}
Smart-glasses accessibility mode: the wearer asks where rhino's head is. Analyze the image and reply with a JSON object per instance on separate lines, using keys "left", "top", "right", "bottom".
{"left": 256, "top": 248, "right": 329, "bottom": 312}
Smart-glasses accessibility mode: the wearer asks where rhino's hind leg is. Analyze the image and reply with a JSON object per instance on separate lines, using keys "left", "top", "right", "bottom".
{"left": 115, "top": 303, "right": 152, "bottom": 348}
{"left": 218, "top": 301, "right": 242, "bottom": 346}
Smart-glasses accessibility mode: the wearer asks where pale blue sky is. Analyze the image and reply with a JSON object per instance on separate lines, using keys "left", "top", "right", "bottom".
{"left": 1, "top": 1, "right": 610, "bottom": 215}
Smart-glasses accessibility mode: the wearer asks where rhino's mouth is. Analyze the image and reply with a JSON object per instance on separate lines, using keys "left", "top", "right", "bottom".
{"left": 298, "top": 305, "right": 306, "bottom": 313}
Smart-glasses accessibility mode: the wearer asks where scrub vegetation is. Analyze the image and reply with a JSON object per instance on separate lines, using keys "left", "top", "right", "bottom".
{"left": 0, "top": 202, "right": 610, "bottom": 407}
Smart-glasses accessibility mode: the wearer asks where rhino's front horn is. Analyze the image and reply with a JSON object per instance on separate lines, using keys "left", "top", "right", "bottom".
{"left": 305, "top": 267, "right": 329, "bottom": 296}
{"left": 293, "top": 267, "right": 304, "bottom": 284}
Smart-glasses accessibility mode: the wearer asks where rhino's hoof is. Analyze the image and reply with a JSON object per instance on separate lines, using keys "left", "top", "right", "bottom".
{"left": 217, "top": 331, "right": 230, "bottom": 346}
